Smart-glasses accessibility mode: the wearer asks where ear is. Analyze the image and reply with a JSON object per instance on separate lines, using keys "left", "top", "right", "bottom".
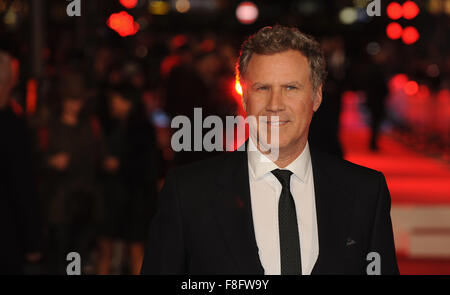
{"left": 312, "top": 85, "right": 323, "bottom": 112}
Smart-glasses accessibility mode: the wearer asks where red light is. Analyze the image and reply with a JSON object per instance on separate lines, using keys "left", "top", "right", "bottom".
{"left": 390, "top": 73, "right": 408, "bottom": 91}
{"left": 107, "top": 11, "right": 139, "bottom": 37}
{"left": 387, "top": 2, "right": 402, "bottom": 20}
{"left": 235, "top": 80, "right": 243, "bottom": 96}
{"left": 119, "top": 0, "right": 138, "bottom": 9}
{"left": 386, "top": 22, "right": 403, "bottom": 40}
{"left": 402, "top": 1, "right": 419, "bottom": 19}
{"left": 404, "top": 81, "right": 419, "bottom": 95}
{"left": 236, "top": 1, "right": 259, "bottom": 25}
{"left": 402, "top": 26, "right": 419, "bottom": 44}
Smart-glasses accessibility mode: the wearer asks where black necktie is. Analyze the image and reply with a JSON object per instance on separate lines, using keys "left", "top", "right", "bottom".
{"left": 271, "top": 169, "right": 302, "bottom": 275}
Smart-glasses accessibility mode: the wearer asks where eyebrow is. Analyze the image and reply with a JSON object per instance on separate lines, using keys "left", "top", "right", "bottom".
{"left": 281, "top": 81, "right": 304, "bottom": 88}
{"left": 251, "top": 81, "right": 305, "bottom": 88}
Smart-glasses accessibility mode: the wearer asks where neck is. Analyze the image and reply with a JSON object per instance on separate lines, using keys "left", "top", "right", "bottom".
{"left": 274, "top": 139, "right": 307, "bottom": 168}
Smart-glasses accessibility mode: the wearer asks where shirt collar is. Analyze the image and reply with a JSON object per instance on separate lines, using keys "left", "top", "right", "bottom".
{"left": 247, "top": 137, "right": 311, "bottom": 182}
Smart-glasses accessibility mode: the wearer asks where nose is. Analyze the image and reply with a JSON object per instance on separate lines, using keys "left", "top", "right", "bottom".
{"left": 266, "top": 87, "right": 284, "bottom": 113}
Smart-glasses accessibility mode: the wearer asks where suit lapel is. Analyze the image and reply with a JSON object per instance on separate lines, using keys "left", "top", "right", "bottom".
{"left": 211, "top": 150, "right": 264, "bottom": 274}
{"left": 310, "top": 148, "right": 356, "bottom": 274}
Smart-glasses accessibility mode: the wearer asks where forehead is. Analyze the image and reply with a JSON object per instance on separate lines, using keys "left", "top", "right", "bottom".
{"left": 245, "top": 50, "right": 310, "bottom": 84}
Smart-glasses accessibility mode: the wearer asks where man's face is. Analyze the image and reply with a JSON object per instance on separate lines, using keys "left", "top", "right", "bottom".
{"left": 242, "top": 50, "right": 322, "bottom": 153}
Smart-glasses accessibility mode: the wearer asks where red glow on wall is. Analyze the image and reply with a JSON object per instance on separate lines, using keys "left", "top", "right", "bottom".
{"left": 387, "top": 2, "right": 403, "bottom": 20}
{"left": 402, "top": 1, "right": 420, "bottom": 19}
{"left": 404, "top": 80, "right": 419, "bottom": 95}
{"left": 107, "top": 11, "right": 139, "bottom": 37}
{"left": 119, "top": 0, "right": 138, "bottom": 9}
{"left": 402, "top": 26, "right": 419, "bottom": 45}
{"left": 386, "top": 22, "right": 403, "bottom": 40}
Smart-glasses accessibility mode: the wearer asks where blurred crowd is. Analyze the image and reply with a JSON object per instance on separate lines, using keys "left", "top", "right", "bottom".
{"left": 0, "top": 31, "right": 244, "bottom": 274}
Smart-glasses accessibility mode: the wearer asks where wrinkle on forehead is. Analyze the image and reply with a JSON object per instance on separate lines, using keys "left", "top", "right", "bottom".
{"left": 244, "top": 50, "right": 311, "bottom": 88}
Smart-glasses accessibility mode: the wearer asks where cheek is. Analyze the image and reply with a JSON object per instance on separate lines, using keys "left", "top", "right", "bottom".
{"left": 286, "top": 105, "right": 314, "bottom": 135}
{"left": 287, "top": 98, "right": 312, "bottom": 119}
{"left": 245, "top": 95, "right": 265, "bottom": 115}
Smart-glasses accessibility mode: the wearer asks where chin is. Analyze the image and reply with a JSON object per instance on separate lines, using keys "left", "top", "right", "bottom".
{"left": 265, "top": 137, "right": 290, "bottom": 151}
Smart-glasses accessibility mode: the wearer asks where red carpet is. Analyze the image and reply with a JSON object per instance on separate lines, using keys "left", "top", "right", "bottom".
{"left": 339, "top": 93, "right": 450, "bottom": 274}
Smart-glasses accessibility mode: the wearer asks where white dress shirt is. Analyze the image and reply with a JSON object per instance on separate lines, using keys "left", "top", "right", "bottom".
{"left": 247, "top": 138, "right": 319, "bottom": 275}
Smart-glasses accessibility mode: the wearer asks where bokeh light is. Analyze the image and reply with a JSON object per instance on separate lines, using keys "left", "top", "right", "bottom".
{"left": 402, "top": 26, "right": 419, "bottom": 44}
{"left": 390, "top": 73, "right": 409, "bottom": 91}
{"left": 148, "top": 0, "right": 170, "bottom": 15}
{"left": 387, "top": 2, "right": 403, "bottom": 20}
{"left": 236, "top": 2, "right": 259, "bottom": 25}
{"left": 403, "top": 1, "right": 420, "bottom": 19}
{"left": 339, "top": 7, "right": 358, "bottom": 24}
{"left": 175, "top": 0, "right": 190, "bottom": 13}
{"left": 404, "top": 80, "right": 419, "bottom": 95}
{"left": 107, "top": 11, "right": 139, "bottom": 37}
{"left": 119, "top": 0, "right": 138, "bottom": 9}
{"left": 386, "top": 22, "right": 403, "bottom": 40}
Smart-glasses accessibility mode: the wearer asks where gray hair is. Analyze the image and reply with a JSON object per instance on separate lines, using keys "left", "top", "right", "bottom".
{"left": 237, "top": 25, "right": 327, "bottom": 92}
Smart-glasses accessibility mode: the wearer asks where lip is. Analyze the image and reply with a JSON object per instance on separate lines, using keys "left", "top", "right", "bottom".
{"left": 265, "top": 120, "right": 290, "bottom": 126}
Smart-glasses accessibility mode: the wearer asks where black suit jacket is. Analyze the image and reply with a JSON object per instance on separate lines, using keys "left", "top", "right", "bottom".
{"left": 141, "top": 146, "right": 399, "bottom": 275}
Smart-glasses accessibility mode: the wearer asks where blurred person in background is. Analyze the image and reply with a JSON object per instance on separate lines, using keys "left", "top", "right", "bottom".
{"left": 0, "top": 51, "right": 43, "bottom": 274}
{"left": 141, "top": 86, "right": 171, "bottom": 189}
{"left": 164, "top": 42, "right": 225, "bottom": 167}
{"left": 39, "top": 72, "right": 104, "bottom": 274}
{"left": 309, "top": 36, "right": 346, "bottom": 158}
{"left": 160, "top": 34, "right": 193, "bottom": 79}
{"left": 363, "top": 49, "right": 389, "bottom": 152}
{"left": 97, "top": 83, "right": 158, "bottom": 275}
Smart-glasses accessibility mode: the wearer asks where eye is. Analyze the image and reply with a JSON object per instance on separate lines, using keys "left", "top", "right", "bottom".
{"left": 257, "top": 86, "right": 268, "bottom": 91}
{"left": 286, "top": 85, "right": 298, "bottom": 90}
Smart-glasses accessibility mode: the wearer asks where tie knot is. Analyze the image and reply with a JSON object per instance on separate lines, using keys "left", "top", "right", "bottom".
{"left": 271, "top": 169, "right": 293, "bottom": 188}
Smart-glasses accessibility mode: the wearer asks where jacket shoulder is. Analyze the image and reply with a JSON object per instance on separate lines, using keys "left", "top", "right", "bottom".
{"left": 311, "top": 149, "right": 385, "bottom": 191}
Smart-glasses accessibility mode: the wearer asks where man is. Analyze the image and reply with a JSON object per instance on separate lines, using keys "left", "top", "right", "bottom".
{"left": 40, "top": 72, "right": 103, "bottom": 274}
{"left": 141, "top": 26, "right": 399, "bottom": 275}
